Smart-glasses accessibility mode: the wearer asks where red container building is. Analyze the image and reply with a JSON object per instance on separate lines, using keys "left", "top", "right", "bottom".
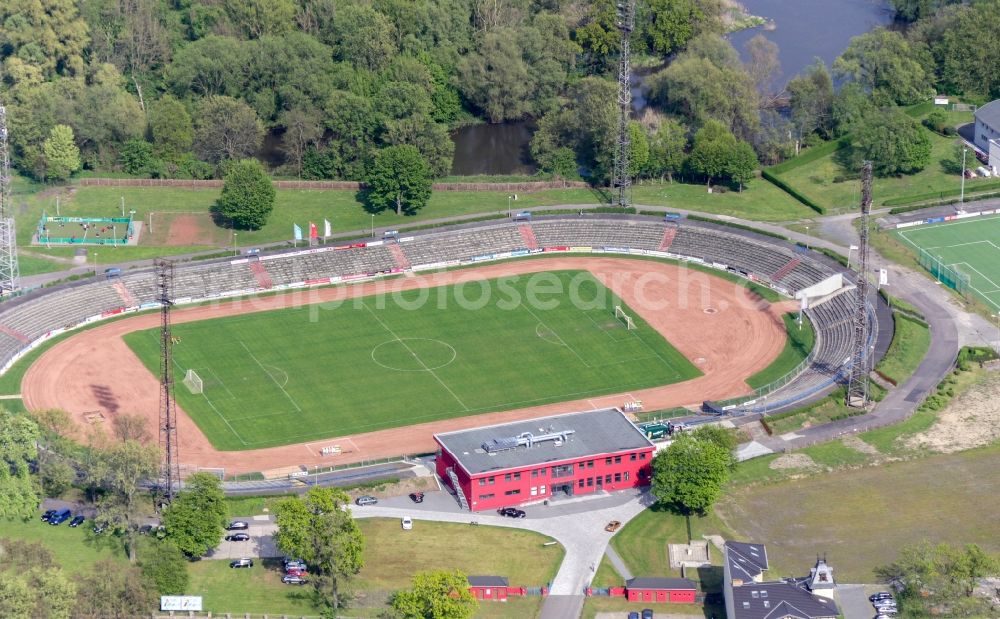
{"left": 626, "top": 577, "right": 698, "bottom": 604}
{"left": 434, "top": 408, "right": 655, "bottom": 512}
{"left": 467, "top": 576, "right": 509, "bottom": 601}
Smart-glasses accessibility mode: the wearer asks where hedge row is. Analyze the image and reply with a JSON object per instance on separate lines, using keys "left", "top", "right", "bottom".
{"left": 766, "top": 136, "right": 852, "bottom": 175}
{"left": 885, "top": 180, "right": 1000, "bottom": 208}
{"left": 761, "top": 169, "right": 826, "bottom": 214}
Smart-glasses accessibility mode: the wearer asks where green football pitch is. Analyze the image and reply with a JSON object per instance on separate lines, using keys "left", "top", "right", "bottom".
{"left": 123, "top": 270, "right": 701, "bottom": 450}
{"left": 894, "top": 214, "right": 1000, "bottom": 311}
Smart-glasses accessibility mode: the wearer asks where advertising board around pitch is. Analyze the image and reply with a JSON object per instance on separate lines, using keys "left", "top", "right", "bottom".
{"left": 161, "top": 596, "right": 203, "bottom": 611}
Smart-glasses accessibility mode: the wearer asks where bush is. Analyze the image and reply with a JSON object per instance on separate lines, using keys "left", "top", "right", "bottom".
{"left": 218, "top": 159, "right": 275, "bottom": 229}
{"left": 119, "top": 139, "right": 157, "bottom": 176}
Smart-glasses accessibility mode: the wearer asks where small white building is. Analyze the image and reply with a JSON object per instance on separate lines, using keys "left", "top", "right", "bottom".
{"left": 973, "top": 101, "right": 1000, "bottom": 172}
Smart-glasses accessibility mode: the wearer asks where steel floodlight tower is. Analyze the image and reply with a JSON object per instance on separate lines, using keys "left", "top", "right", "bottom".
{"left": 0, "top": 105, "right": 21, "bottom": 295}
{"left": 846, "top": 161, "right": 873, "bottom": 408}
{"left": 611, "top": 0, "right": 635, "bottom": 209}
{"left": 156, "top": 259, "right": 180, "bottom": 502}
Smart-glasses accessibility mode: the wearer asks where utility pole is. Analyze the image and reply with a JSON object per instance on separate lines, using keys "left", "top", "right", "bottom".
{"left": 846, "top": 161, "right": 873, "bottom": 408}
{"left": 0, "top": 104, "right": 21, "bottom": 295}
{"left": 157, "top": 259, "right": 180, "bottom": 503}
{"left": 611, "top": 0, "right": 635, "bottom": 209}
{"left": 960, "top": 148, "right": 967, "bottom": 207}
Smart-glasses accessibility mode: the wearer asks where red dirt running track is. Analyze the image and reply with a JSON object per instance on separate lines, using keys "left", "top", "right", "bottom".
{"left": 22, "top": 258, "right": 796, "bottom": 475}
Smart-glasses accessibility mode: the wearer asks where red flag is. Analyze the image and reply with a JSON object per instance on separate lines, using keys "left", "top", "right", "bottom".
{"left": 309, "top": 222, "right": 318, "bottom": 239}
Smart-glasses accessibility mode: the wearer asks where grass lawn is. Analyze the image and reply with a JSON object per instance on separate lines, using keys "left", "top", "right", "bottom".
{"left": 716, "top": 442, "right": 1000, "bottom": 581}
{"left": 187, "top": 559, "right": 320, "bottom": 616}
{"left": 0, "top": 516, "right": 127, "bottom": 573}
{"left": 582, "top": 597, "right": 711, "bottom": 618}
{"left": 354, "top": 519, "right": 563, "bottom": 590}
{"left": 12, "top": 176, "right": 814, "bottom": 267}
{"left": 746, "top": 313, "right": 815, "bottom": 389}
{"left": 123, "top": 270, "right": 700, "bottom": 450}
{"left": 874, "top": 314, "right": 932, "bottom": 385}
{"left": 772, "top": 108, "right": 974, "bottom": 212}
{"left": 892, "top": 214, "right": 1000, "bottom": 311}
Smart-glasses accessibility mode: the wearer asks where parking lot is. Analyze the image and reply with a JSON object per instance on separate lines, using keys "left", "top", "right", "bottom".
{"left": 206, "top": 516, "right": 281, "bottom": 560}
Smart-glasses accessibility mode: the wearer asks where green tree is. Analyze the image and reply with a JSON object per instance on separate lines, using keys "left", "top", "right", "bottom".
{"left": 162, "top": 472, "right": 229, "bottom": 557}
{"left": 935, "top": 2, "right": 1000, "bottom": 99}
{"left": 279, "top": 107, "right": 324, "bottom": 178}
{"left": 329, "top": 5, "right": 397, "bottom": 71}
{"left": 274, "top": 487, "right": 365, "bottom": 612}
{"left": 727, "top": 140, "right": 758, "bottom": 191}
{"left": 876, "top": 542, "right": 1000, "bottom": 616}
{"left": 42, "top": 125, "right": 81, "bottom": 180}
{"left": 830, "top": 82, "right": 875, "bottom": 137}
{"left": 218, "top": 159, "right": 276, "bottom": 230}
{"left": 391, "top": 569, "right": 478, "bottom": 619}
{"left": 165, "top": 36, "right": 249, "bottom": 98}
{"left": 0, "top": 0, "right": 89, "bottom": 78}
{"left": 119, "top": 139, "right": 156, "bottom": 176}
{"left": 834, "top": 28, "right": 931, "bottom": 105}
{"left": 0, "top": 540, "right": 75, "bottom": 618}
{"left": 853, "top": 109, "right": 932, "bottom": 176}
{"left": 39, "top": 459, "right": 76, "bottom": 498}
{"left": 383, "top": 116, "right": 455, "bottom": 178}
{"left": 891, "top": 0, "right": 962, "bottom": 22}
{"left": 366, "top": 145, "right": 433, "bottom": 216}
{"left": 627, "top": 121, "right": 650, "bottom": 179}
{"left": 574, "top": 0, "right": 619, "bottom": 70}
{"left": 651, "top": 432, "right": 735, "bottom": 515}
{"left": 193, "top": 96, "right": 265, "bottom": 165}
{"left": 691, "top": 425, "right": 739, "bottom": 454}
{"left": 647, "top": 118, "right": 688, "bottom": 182}
{"left": 0, "top": 409, "right": 41, "bottom": 520}
{"left": 138, "top": 539, "right": 190, "bottom": 595}
{"left": 224, "top": 0, "right": 295, "bottom": 38}
{"left": 89, "top": 440, "right": 161, "bottom": 562}
{"left": 645, "top": 0, "right": 712, "bottom": 56}
{"left": 150, "top": 95, "right": 194, "bottom": 161}
{"left": 458, "top": 30, "right": 532, "bottom": 123}
{"left": 787, "top": 59, "right": 834, "bottom": 142}
{"left": 686, "top": 120, "right": 737, "bottom": 188}
{"left": 74, "top": 559, "right": 158, "bottom": 618}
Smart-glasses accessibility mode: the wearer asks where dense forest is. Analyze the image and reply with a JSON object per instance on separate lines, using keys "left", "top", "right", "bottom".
{"left": 1, "top": 0, "right": 999, "bottom": 185}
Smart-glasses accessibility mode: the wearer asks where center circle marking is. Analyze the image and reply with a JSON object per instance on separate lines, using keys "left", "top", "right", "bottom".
{"left": 371, "top": 338, "right": 458, "bottom": 372}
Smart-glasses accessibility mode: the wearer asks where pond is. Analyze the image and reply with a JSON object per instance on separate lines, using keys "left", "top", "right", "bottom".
{"left": 449, "top": 120, "right": 538, "bottom": 176}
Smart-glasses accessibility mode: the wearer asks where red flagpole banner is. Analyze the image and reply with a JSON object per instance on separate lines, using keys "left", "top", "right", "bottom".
{"left": 309, "top": 222, "right": 318, "bottom": 239}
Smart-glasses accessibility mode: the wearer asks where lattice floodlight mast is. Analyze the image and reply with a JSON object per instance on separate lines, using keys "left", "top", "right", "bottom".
{"left": 611, "top": 0, "right": 635, "bottom": 209}
{"left": 156, "top": 259, "right": 180, "bottom": 502}
{"left": 846, "top": 161, "right": 873, "bottom": 408}
{"left": 0, "top": 105, "right": 21, "bottom": 295}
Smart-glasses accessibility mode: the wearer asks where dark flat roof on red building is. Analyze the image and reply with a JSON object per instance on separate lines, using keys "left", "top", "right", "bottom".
{"left": 627, "top": 577, "right": 697, "bottom": 590}
{"left": 434, "top": 408, "right": 653, "bottom": 475}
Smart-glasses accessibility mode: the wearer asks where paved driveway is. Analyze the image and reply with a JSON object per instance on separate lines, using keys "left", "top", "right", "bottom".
{"left": 205, "top": 516, "right": 280, "bottom": 560}
{"left": 838, "top": 584, "right": 876, "bottom": 619}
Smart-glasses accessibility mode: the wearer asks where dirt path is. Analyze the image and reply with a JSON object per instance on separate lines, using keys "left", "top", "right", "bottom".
{"left": 22, "top": 257, "right": 795, "bottom": 475}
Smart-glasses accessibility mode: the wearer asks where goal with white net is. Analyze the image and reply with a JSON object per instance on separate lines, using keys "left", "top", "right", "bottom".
{"left": 182, "top": 369, "right": 203, "bottom": 394}
{"left": 614, "top": 306, "right": 635, "bottom": 330}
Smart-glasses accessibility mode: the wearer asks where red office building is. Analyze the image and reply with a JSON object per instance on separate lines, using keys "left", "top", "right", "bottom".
{"left": 434, "top": 408, "right": 655, "bottom": 512}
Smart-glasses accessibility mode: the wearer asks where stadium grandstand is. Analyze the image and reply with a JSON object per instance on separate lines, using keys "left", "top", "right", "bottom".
{"left": 0, "top": 216, "right": 891, "bottom": 415}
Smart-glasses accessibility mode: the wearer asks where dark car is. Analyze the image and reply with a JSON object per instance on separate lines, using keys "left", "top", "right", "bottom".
{"left": 41, "top": 509, "right": 57, "bottom": 522}
{"left": 870, "top": 592, "right": 894, "bottom": 602}
{"left": 628, "top": 612, "right": 640, "bottom": 619}
{"left": 69, "top": 515, "right": 85, "bottom": 528}
{"left": 48, "top": 508, "right": 72, "bottom": 525}
{"left": 229, "top": 558, "right": 253, "bottom": 568}
{"left": 282, "top": 575, "right": 308, "bottom": 585}
{"left": 227, "top": 521, "right": 249, "bottom": 530}
{"left": 408, "top": 492, "right": 425, "bottom": 503}
{"left": 641, "top": 609, "right": 654, "bottom": 619}
{"left": 225, "top": 532, "right": 251, "bottom": 542}
{"left": 497, "top": 507, "right": 526, "bottom": 518}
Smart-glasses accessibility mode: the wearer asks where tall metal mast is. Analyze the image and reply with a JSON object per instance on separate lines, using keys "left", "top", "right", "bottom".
{"left": 156, "top": 259, "right": 180, "bottom": 501}
{"left": 846, "top": 161, "right": 873, "bottom": 408}
{"left": 0, "top": 105, "right": 21, "bottom": 295}
{"left": 611, "top": 0, "right": 635, "bottom": 209}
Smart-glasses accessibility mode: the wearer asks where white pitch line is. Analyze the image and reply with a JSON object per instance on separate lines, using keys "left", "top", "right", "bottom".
{"left": 238, "top": 341, "right": 303, "bottom": 413}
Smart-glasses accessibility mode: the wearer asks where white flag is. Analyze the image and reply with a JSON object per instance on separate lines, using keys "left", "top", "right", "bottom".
{"left": 324, "top": 219, "right": 331, "bottom": 237}
{"left": 849, "top": 245, "right": 859, "bottom": 250}
{"left": 879, "top": 268, "right": 889, "bottom": 286}
{"left": 800, "top": 295, "right": 809, "bottom": 311}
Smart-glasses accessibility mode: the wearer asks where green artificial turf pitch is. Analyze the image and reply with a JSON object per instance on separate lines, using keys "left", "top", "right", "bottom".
{"left": 123, "top": 270, "right": 701, "bottom": 450}
{"left": 894, "top": 214, "right": 1000, "bottom": 310}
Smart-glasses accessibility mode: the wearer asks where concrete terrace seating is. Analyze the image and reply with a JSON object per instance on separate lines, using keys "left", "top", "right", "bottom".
{"left": 0, "top": 216, "right": 870, "bottom": 413}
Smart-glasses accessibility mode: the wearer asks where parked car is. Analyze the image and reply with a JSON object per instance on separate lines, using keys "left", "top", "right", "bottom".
{"left": 285, "top": 566, "right": 308, "bottom": 577}
{"left": 229, "top": 558, "right": 253, "bottom": 568}
{"left": 225, "top": 532, "right": 250, "bottom": 542}
{"left": 497, "top": 507, "right": 526, "bottom": 518}
{"left": 282, "top": 575, "right": 308, "bottom": 585}
{"left": 355, "top": 496, "right": 378, "bottom": 506}
{"left": 870, "top": 593, "right": 893, "bottom": 602}
{"left": 69, "top": 515, "right": 85, "bottom": 527}
{"left": 628, "top": 612, "right": 640, "bottom": 619}
{"left": 41, "top": 509, "right": 57, "bottom": 522}
{"left": 408, "top": 492, "right": 425, "bottom": 503}
{"left": 401, "top": 516, "right": 413, "bottom": 530}
{"left": 48, "top": 508, "right": 71, "bottom": 525}
{"left": 642, "top": 609, "right": 654, "bottom": 619}
{"left": 604, "top": 520, "right": 622, "bottom": 532}
{"left": 227, "top": 520, "right": 249, "bottom": 530}
{"left": 93, "top": 522, "right": 107, "bottom": 534}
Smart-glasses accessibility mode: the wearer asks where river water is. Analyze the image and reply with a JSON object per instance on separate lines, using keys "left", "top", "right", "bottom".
{"left": 729, "top": 0, "right": 894, "bottom": 84}
{"left": 449, "top": 121, "right": 538, "bottom": 176}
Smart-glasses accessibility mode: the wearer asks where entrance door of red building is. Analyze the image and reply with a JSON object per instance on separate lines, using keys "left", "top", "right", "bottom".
{"left": 643, "top": 591, "right": 652, "bottom": 602}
